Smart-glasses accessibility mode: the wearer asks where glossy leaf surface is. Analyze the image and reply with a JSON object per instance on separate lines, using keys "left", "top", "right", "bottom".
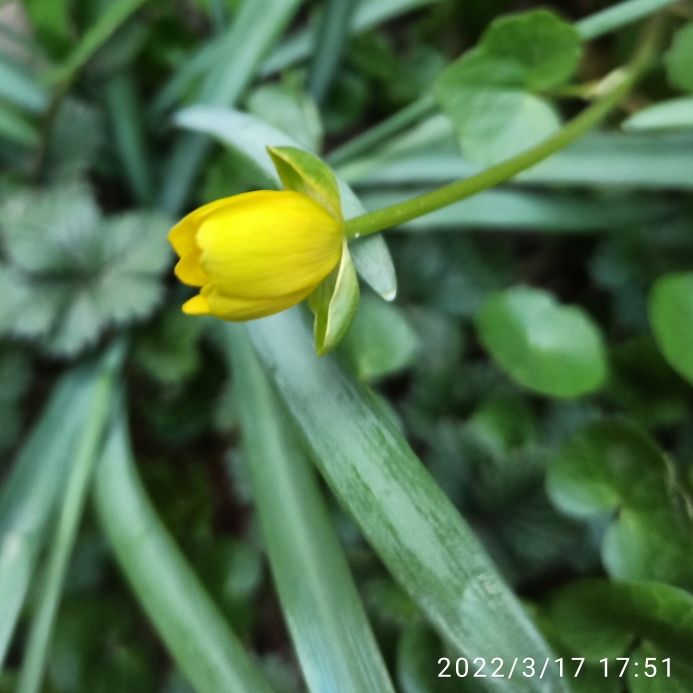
{"left": 247, "top": 307, "right": 567, "bottom": 693}
{"left": 649, "top": 272, "right": 693, "bottom": 384}
{"left": 476, "top": 286, "right": 607, "bottom": 398}
{"left": 226, "top": 324, "right": 396, "bottom": 693}
{"left": 547, "top": 420, "right": 693, "bottom": 588}
{"left": 94, "top": 413, "right": 275, "bottom": 693}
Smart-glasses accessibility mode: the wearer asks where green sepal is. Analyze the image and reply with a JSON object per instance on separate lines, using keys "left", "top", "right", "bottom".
{"left": 267, "top": 145, "right": 343, "bottom": 222}
{"left": 308, "top": 237, "right": 359, "bottom": 356}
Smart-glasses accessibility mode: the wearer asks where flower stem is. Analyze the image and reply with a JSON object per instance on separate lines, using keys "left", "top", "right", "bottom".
{"left": 344, "top": 21, "right": 662, "bottom": 240}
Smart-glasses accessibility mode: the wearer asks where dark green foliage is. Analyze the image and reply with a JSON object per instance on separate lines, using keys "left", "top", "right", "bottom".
{"left": 1, "top": 0, "right": 693, "bottom": 692}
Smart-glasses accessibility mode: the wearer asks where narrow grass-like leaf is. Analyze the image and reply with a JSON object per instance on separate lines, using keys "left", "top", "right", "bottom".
{"left": 576, "top": 0, "right": 680, "bottom": 41}
{"left": 226, "top": 324, "right": 396, "bottom": 693}
{"left": 339, "top": 126, "right": 693, "bottom": 190}
{"left": 104, "top": 71, "right": 153, "bottom": 204}
{"left": 45, "top": 0, "right": 149, "bottom": 84}
{"left": 16, "top": 344, "right": 124, "bottom": 693}
{"left": 0, "top": 366, "right": 96, "bottom": 669}
{"left": 0, "top": 103, "right": 38, "bottom": 148}
{"left": 93, "top": 409, "right": 275, "bottom": 693}
{"left": 247, "top": 308, "right": 568, "bottom": 693}
{"left": 0, "top": 54, "right": 47, "bottom": 114}
{"left": 327, "top": 94, "right": 436, "bottom": 166}
{"left": 159, "top": 0, "right": 304, "bottom": 215}
{"left": 622, "top": 97, "right": 693, "bottom": 131}
{"left": 359, "top": 188, "right": 675, "bottom": 231}
{"left": 261, "top": 0, "right": 444, "bottom": 76}
{"left": 307, "top": 0, "right": 356, "bottom": 103}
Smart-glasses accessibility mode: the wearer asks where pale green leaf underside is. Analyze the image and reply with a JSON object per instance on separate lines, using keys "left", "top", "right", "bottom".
{"left": 623, "top": 97, "right": 693, "bottom": 131}
{"left": 247, "top": 307, "right": 568, "bottom": 693}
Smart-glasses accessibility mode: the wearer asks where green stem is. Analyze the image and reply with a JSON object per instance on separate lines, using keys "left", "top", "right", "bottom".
{"left": 344, "top": 25, "right": 661, "bottom": 240}
{"left": 327, "top": 93, "right": 436, "bottom": 166}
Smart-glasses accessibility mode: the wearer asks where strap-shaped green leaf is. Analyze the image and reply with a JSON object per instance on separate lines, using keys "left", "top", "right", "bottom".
{"left": 309, "top": 238, "right": 360, "bottom": 355}
{"left": 247, "top": 308, "right": 568, "bottom": 693}
{"left": 0, "top": 366, "right": 95, "bottom": 669}
{"left": 94, "top": 410, "right": 275, "bottom": 693}
{"left": 226, "top": 324, "right": 396, "bottom": 693}
{"left": 267, "top": 145, "right": 343, "bottom": 221}
{"left": 17, "top": 344, "right": 124, "bottom": 693}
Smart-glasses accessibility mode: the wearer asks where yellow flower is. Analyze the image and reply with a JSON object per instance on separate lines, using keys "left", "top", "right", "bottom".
{"left": 168, "top": 190, "right": 344, "bottom": 321}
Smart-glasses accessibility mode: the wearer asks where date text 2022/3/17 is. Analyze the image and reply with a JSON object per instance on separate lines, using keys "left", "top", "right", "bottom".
{"left": 438, "top": 657, "right": 671, "bottom": 679}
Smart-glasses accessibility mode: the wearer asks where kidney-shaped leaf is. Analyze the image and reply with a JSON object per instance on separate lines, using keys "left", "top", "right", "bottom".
{"left": 546, "top": 419, "right": 693, "bottom": 588}
{"left": 475, "top": 286, "right": 607, "bottom": 398}
{"left": 433, "top": 10, "right": 580, "bottom": 165}
{"left": 665, "top": 23, "right": 693, "bottom": 95}
{"left": 649, "top": 272, "right": 693, "bottom": 384}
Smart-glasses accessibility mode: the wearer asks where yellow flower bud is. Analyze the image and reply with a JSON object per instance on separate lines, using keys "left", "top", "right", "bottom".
{"left": 168, "top": 190, "right": 344, "bottom": 321}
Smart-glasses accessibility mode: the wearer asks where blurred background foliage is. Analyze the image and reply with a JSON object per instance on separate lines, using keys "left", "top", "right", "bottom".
{"left": 1, "top": 0, "right": 693, "bottom": 692}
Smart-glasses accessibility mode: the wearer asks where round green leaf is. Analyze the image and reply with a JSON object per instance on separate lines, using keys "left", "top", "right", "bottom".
{"left": 665, "top": 23, "right": 693, "bottom": 95}
{"left": 546, "top": 419, "right": 693, "bottom": 587}
{"left": 649, "top": 272, "right": 693, "bottom": 384}
{"left": 480, "top": 9, "right": 581, "bottom": 91}
{"left": 475, "top": 286, "right": 607, "bottom": 398}
{"left": 339, "top": 295, "right": 419, "bottom": 382}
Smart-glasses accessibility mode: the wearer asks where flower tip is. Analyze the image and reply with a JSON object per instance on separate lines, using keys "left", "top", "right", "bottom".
{"left": 182, "top": 294, "right": 210, "bottom": 315}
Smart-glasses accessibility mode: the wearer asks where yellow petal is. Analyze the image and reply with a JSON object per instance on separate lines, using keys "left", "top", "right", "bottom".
{"left": 197, "top": 190, "right": 342, "bottom": 299}
{"left": 182, "top": 293, "right": 211, "bottom": 315}
{"left": 167, "top": 196, "right": 237, "bottom": 257}
{"left": 206, "top": 286, "right": 312, "bottom": 321}
{"left": 174, "top": 246, "right": 207, "bottom": 286}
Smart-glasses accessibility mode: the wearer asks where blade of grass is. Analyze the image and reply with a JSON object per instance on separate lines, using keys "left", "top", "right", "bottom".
{"left": 327, "top": 94, "right": 436, "bottom": 166}
{"left": 43, "top": 0, "right": 149, "bottom": 85}
{"left": 307, "top": 0, "right": 357, "bottom": 104}
{"left": 0, "top": 54, "right": 48, "bottom": 114}
{"left": 158, "top": 0, "right": 304, "bottom": 215}
{"left": 247, "top": 308, "right": 569, "bottom": 693}
{"left": 0, "top": 366, "right": 96, "bottom": 669}
{"left": 226, "top": 324, "right": 397, "bottom": 693}
{"left": 0, "top": 103, "right": 38, "bottom": 148}
{"left": 16, "top": 344, "right": 124, "bottom": 693}
{"left": 104, "top": 71, "right": 154, "bottom": 205}
{"left": 358, "top": 188, "right": 676, "bottom": 231}
{"left": 93, "top": 407, "right": 276, "bottom": 693}
{"left": 261, "top": 0, "right": 444, "bottom": 76}
{"left": 576, "top": 0, "right": 679, "bottom": 40}
{"left": 338, "top": 129, "right": 693, "bottom": 190}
